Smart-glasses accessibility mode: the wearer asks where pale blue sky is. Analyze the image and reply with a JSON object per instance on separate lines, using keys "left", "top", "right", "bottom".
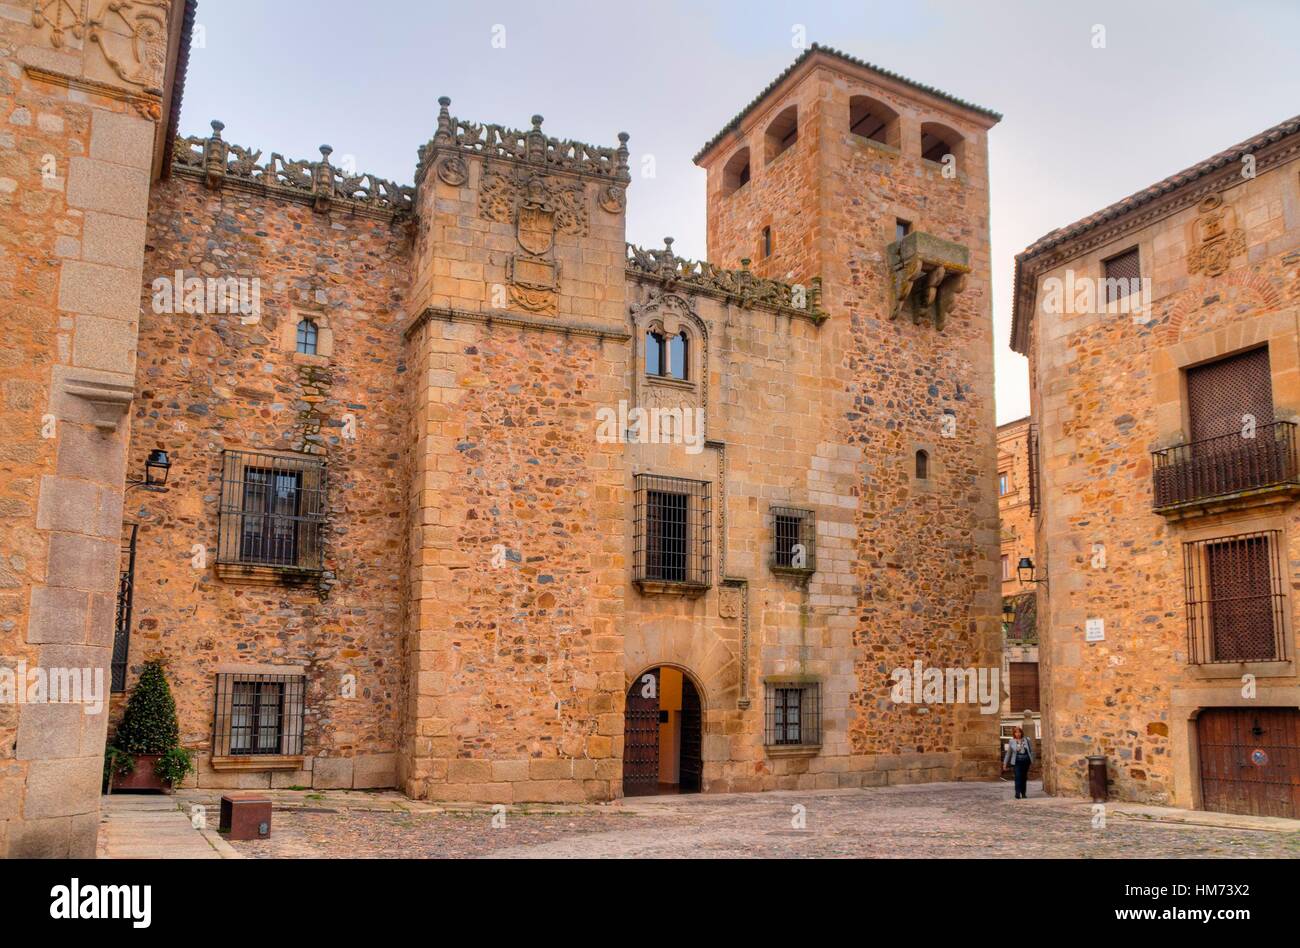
{"left": 180, "top": 0, "right": 1300, "bottom": 423}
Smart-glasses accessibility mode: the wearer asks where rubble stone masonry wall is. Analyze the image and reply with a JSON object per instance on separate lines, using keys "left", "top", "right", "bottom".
{"left": 123, "top": 172, "right": 411, "bottom": 790}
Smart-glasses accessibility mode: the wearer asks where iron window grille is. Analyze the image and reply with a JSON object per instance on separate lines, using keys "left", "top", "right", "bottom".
{"left": 111, "top": 523, "right": 139, "bottom": 693}
{"left": 218, "top": 450, "right": 326, "bottom": 571}
{"left": 770, "top": 505, "right": 816, "bottom": 573}
{"left": 633, "top": 474, "right": 711, "bottom": 588}
{"left": 764, "top": 682, "right": 822, "bottom": 746}
{"left": 1183, "top": 530, "right": 1289, "bottom": 664}
{"left": 212, "top": 672, "right": 305, "bottom": 757}
{"left": 1027, "top": 423, "right": 1041, "bottom": 516}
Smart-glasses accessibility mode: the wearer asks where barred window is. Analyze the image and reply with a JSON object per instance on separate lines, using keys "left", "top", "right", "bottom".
{"left": 633, "top": 474, "right": 711, "bottom": 588}
{"left": 296, "top": 318, "right": 319, "bottom": 355}
{"left": 218, "top": 451, "right": 326, "bottom": 571}
{"left": 765, "top": 682, "right": 822, "bottom": 746}
{"left": 915, "top": 449, "right": 930, "bottom": 479}
{"left": 771, "top": 505, "right": 815, "bottom": 573}
{"left": 1184, "top": 530, "right": 1289, "bottom": 664}
{"left": 212, "top": 672, "right": 305, "bottom": 757}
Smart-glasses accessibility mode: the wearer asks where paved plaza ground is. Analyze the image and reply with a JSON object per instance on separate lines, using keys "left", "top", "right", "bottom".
{"left": 100, "top": 780, "right": 1300, "bottom": 859}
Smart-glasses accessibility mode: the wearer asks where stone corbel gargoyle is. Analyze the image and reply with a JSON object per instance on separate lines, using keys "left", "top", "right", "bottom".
{"left": 887, "top": 231, "right": 971, "bottom": 330}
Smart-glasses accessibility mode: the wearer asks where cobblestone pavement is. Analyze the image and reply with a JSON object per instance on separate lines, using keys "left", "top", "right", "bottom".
{"left": 208, "top": 781, "right": 1300, "bottom": 859}
{"left": 214, "top": 807, "right": 653, "bottom": 859}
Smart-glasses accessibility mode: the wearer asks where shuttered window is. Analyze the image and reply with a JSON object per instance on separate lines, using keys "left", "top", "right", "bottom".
{"left": 1187, "top": 347, "right": 1274, "bottom": 443}
{"left": 1008, "top": 661, "right": 1040, "bottom": 712}
{"left": 1103, "top": 247, "right": 1141, "bottom": 302}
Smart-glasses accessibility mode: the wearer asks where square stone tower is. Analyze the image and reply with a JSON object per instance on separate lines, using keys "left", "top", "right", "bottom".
{"left": 400, "top": 101, "right": 634, "bottom": 802}
{"left": 695, "top": 45, "right": 1005, "bottom": 771}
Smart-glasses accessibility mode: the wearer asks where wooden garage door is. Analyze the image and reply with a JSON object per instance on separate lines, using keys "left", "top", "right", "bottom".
{"left": 1197, "top": 708, "right": 1300, "bottom": 819}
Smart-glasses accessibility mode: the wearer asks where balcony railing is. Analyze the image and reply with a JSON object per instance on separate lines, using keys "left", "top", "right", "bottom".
{"left": 1152, "top": 421, "right": 1300, "bottom": 512}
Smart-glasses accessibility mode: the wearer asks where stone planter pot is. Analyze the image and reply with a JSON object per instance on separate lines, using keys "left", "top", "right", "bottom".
{"left": 111, "top": 754, "right": 169, "bottom": 793}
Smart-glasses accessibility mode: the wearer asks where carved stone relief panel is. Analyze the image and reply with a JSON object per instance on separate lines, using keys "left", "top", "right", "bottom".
{"left": 478, "top": 161, "right": 589, "bottom": 316}
{"left": 88, "top": 0, "right": 171, "bottom": 89}
{"left": 1187, "top": 194, "right": 1247, "bottom": 278}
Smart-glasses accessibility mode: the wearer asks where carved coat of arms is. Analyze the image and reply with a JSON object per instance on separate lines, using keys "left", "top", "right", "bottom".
{"left": 1187, "top": 194, "right": 1246, "bottom": 278}
{"left": 517, "top": 178, "right": 556, "bottom": 255}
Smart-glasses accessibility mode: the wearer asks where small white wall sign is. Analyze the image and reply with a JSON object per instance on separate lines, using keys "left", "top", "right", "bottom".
{"left": 1085, "top": 618, "right": 1105, "bottom": 642}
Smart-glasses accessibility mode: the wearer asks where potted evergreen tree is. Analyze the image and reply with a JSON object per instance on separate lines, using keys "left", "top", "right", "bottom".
{"left": 107, "top": 659, "right": 194, "bottom": 792}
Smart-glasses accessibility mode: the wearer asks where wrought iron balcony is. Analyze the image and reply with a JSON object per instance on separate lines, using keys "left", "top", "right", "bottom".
{"left": 1152, "top": 421, "right": 1300, "bottom": 514}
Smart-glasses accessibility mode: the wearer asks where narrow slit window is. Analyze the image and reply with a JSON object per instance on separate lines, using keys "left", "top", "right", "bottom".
{"left": 915, "top": 449, "right": 930, "bottom": 479}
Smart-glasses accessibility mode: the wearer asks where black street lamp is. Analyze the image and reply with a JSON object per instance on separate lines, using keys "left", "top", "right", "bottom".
{"left": 127, "top": 449, "right": 172, "bottom": 492}
{"left": 1017, "top": 556, "right": 1046, "bottom": 585}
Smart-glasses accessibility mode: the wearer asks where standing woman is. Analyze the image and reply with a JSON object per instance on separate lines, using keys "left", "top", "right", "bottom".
{"left": 1004, "top": 726, "right": 1033, "bottom": 799}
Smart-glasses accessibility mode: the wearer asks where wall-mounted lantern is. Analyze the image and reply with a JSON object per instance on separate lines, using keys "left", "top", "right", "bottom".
{"left": 1017, "top": 556, "right": 1046, "bottom": 586}
{"left": 127, "top": 448, "right": 172, "bottom": 492}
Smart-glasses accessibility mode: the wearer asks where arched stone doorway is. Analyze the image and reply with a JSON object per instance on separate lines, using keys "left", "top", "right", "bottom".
{"left": 623, "top": 666, "right": 703, "bottom": 796}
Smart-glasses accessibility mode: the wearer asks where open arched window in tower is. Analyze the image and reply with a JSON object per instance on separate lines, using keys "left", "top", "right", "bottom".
{"left": 920, "top": 121, "right": 964, "bottom": 166}
{"left": 721, "top": 147, "right": 751, "bottom": 197}
{"left": 765, "top": 105, "right": 798, "bottom": 164}
{"left": 915, "top": 449, "right": 930, "bottom": 480}
{"left": 296, "top": 318, "right": 319, "bottom": 355}
{"left": 849, "top": 94, "right": 900, "bottom": 148}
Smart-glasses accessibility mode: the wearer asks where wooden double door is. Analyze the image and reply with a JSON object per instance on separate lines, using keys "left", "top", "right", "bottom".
{"left": 1197, "top": 708, "right": 1299, "bottom": 819}
{"left": 622, "top": 668, "right": 702, "bottom": 796}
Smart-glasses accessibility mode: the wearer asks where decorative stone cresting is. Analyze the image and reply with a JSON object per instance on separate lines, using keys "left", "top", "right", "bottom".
{"left": 173, "top": 121, "right": 416, "bottom": 219}
{"left": 416, "top": 96, "right": 630, "bottom": 185}
{"left": 627, "top": 238, "right": 825, "bottom": 319}
{"left": 886, "top": 230, "right": 971, "bottom": 330}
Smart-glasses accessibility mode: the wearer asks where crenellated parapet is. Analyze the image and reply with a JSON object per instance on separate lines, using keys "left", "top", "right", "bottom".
{"left": 415, "top": 96, "right": 630, "bottom": 189}
{"left": 626, "top": 238, "right": 825, "bottom": 320}
{"left": 172, "top": 120, "right": 416, "bottom": 219}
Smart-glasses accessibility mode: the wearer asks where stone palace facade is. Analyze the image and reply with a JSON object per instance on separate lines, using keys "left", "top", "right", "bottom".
{"left": 1, "top": 1, "right": 1005, "bottom": 855}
